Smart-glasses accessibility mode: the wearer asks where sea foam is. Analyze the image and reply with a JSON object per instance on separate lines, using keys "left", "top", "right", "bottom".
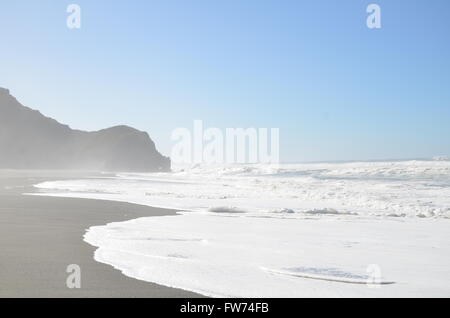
{"left": 32, "top": 160, "right": 450, "bottom": 297}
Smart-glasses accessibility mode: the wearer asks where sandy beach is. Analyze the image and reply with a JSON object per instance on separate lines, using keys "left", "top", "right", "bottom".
{"left": 0, "top": 170, "right": 202, "bottom": 298}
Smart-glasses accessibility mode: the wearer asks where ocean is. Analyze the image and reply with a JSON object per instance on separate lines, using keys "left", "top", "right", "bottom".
{"left": 31, "top": 160, "right": 450, "bottom": 297}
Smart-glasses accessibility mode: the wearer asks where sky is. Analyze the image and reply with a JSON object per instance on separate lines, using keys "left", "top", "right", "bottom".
{"left": 0, "top": 0, "right": 449, "bottom": 162}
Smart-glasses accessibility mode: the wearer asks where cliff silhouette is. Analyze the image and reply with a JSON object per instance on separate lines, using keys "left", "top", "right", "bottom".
{"left": 0, "top": 88, "right": 170, "bottom": 172}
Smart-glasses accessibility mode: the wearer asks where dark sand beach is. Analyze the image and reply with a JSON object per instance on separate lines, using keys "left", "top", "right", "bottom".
{"left": 0, "top": 170, "right": 202, "bottom": 298}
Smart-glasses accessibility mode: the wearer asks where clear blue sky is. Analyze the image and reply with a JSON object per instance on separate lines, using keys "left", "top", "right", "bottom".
{"left": 1, "top": 0, "right": 449, "bottom": 162}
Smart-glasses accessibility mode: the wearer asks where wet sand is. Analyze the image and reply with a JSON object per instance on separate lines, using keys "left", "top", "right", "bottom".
{"left": 0, "top": 170, "right": 203, "bottom": 298}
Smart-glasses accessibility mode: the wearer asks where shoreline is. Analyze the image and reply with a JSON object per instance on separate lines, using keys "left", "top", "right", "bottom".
{"left": 0, "top": 170, "right": 203, "bottom": 298}
{"left": 3, "top": 169, "right": 449, "bottom": 297}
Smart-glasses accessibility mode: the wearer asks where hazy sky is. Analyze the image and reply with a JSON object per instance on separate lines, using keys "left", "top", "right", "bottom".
{"left": 1, "top": 0, "right": 449, "bottom": 162}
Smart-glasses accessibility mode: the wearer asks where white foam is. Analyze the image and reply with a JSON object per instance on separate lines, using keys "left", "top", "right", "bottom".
{"left": 82, "top": 211, "right": 450, "bottom": 297}
{"left": 261, "top": 267, "right": 395, "bottom": 285}
{"left": 34, "top": 160, "right": 450, "bottom": 218}
{"left": 31, "top": 160, "right": 450, "bottom": 297}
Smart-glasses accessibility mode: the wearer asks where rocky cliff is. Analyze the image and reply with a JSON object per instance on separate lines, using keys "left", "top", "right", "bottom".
{"left": 0, "top": 88, "right": 170, "bottom": 172}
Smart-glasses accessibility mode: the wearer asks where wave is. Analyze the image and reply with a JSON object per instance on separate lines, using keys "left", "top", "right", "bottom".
{"left": 35, "top": 160, "right": 450, "bottom": 219}
{"left": 30, "top": 160, "right": 450, "bottom": 297}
